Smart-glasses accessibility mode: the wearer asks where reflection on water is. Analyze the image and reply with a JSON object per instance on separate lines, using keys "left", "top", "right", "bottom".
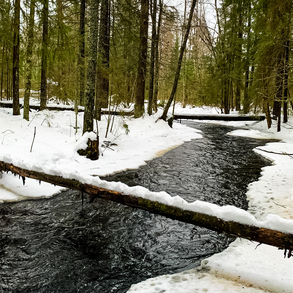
{"left": 0, "top": 122, "right": 273, "bottom": 292}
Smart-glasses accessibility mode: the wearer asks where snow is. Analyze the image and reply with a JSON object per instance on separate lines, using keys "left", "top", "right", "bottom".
{"left": 1, "top": 102, "right": 293, "bottom": 292}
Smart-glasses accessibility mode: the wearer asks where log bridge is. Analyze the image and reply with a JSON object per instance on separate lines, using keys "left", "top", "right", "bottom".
{"left": 173, "top": 113, "right": 266, "bottom": 121}
{"left": 0, "top": 160, "right": 293, "bottom": 257}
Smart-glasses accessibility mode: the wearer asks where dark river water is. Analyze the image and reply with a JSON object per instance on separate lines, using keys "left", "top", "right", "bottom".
{"left": 0, "top": 122, "right": 273, "bottom": 293}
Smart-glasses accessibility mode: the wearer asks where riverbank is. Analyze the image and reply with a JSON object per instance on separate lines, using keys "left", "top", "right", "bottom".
{"left": 0, "top": 104, "right": 201, "bottom": 201}
{"left": 128, "top": 106, "right": 293, "bottom": 293}
{"left": 0, "top": 103, "right": 293, "bottom": 292}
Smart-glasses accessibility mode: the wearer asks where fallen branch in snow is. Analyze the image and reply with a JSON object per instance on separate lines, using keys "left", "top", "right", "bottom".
{"left": 30, "top": 127, "right": 36, "bottom": 153}
{"left": 1, "top": 160, "right": 293, "bottom": 257}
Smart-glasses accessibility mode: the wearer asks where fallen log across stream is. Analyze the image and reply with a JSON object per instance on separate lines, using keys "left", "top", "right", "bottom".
{"left": 1, "top": 160, "right": 293, "bottom": 256}
{"left": 173, "top": 113, "right": 266, "bottom": 121}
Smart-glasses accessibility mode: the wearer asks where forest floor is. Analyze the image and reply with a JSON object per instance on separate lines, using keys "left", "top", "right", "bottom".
{"left": 1, "top": 100, "right": 293, "bottom": 292}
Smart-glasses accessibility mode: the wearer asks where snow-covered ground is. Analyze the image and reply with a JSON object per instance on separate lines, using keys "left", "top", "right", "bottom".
{"left": 1, "top": 102, "right": 293, "bottom": 292}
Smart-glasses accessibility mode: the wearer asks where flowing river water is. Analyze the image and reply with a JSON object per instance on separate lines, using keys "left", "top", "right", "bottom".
{"left": 0, "top": 122, "right": 274, "bottom": 292}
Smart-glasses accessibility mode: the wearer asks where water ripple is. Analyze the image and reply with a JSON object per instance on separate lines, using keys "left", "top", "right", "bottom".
{"left": 0, "top": 122, "right": 273, "bottom": 292}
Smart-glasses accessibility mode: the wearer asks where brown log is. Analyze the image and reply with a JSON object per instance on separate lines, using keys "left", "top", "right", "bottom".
{"left": 1, "top": 160, "right": 293, "bottom": 255}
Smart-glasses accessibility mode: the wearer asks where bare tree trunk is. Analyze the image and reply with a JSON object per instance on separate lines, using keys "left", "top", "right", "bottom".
{"left": 23, "top": 0, "right": 35, "bottom": 121}
{"left": 243, "top": 0, "right": 251, "bottom": 114}
{"left": 134, "top": 0, "right": 149, "bottom": 118}
{"left": 6, "top": 46, "right": 10, "bottom": 99}
{"left": 264, "top": 99, "right": 272, "bottom": 129}
{"left": 78, "top": 0, "right": 86, "bottom": 106}
{"left": 83, "top": 0, "right": 99, "bottom": 134}
{"left": 161, "top": 0, "right": 198, "bottom": 121}
{"left": 40, "top": 0, "right": 49, "bottom": 111}
{"left": 235, "top": 11, "right": 243, "bottom": 111}
{"left": 182, "top": 0, "right": 187, "bottom": 108}
{"left": 0, "top": 46, "right": 4, "bottom": 100}
{"left": 12, "top": 0, "right": 20, "bottom": 115}
{"left": 96, "top": 0, "right": 110, "bottom": 120}
{"left": 153, "top": 0, "right": 163, "bottom": 112}
{"left": 273, "top": 49, "right": 284, "bottom": 132}
{"left": 147, "top": 0, "right": 157, "bottom": 115}
{"left": 283, "top": 40, "right": 289, "bottom": 123}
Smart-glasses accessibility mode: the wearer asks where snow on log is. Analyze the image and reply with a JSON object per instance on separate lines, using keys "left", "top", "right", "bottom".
{"left": 0, "top": 101, "right": 133, "bottom": 116}
{"left": 173, "top": 114, "right": 266, "bottom": 121}
{"left": 0, "top": 160, "right": 293, "bottom": 256}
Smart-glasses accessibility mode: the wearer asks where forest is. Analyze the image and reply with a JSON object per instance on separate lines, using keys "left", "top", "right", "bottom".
{"left": 0, "top": 0, "right": 292, "bottom": 132}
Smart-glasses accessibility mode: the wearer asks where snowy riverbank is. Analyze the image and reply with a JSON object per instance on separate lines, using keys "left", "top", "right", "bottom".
{"left": 1, "top": 104, "right": 293, "bottom": 292}
{"left": 128, "top": 106, "right": 293, "bottom": 293}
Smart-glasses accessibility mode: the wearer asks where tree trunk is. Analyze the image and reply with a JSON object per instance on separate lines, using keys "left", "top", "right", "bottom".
{"left": 23, "top": 0, "right": 36, "bottom": 121}
{"left": 243, "top": 68, "right": 250, "bottom": 113}
{"left": 264, "top": 99, "right": 272, "bottom": 129}
{"left": 0, "top": 46, "right": 4, "bottom": 100}
{"left": 96, "top": 0, "right": 110, "bottom": 120}
{"left": 12, "top": 0, "right": 20, "bottom": 115}
{"left": 78, "top": 0, "right": 86, "bottom": 106}
{"left": 235, "top": 11, "right": 243, "bottom": 111}
{"left": 83, "top": 0, "right": 99, "bottom": 134}
{"left": 134, "top": 0, "right": 149, "bottom": 118}
{"left": 153, "top": 0, "right": 163, "bottom": 113}
{"left": 40, "top": 0, "right": 49, "bottom": 111}
{"left": 56, "top": 0, "right": 65, "bottom": 102}
{"left": 6, "top": 46, "right": 10, "bottom": 100}
{"left": 283, "top": 40, "right": 289, "bottom": 123}
{"left": 242, "top": 0, "right": 251, "bottom": 114}
{"left": 161, "top": 0, "right": 198, "bottom": 121}
{"left": 1, "top": 160, "right": 293, "bottom": 255}
{"left": 273, "top": 48, "right": 284, "bottom": 132}
{"left": 147, "top": 0, "right": 157, "bottom": 115}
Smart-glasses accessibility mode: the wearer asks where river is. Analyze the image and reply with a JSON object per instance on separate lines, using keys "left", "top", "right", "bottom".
{"left": 0, "top": 122, "right": 273, "bottom": 292}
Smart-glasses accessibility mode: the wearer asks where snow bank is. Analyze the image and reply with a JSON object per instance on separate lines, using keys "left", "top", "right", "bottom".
{"left": 2, "top": 103, "right": 293, "bottom": 292}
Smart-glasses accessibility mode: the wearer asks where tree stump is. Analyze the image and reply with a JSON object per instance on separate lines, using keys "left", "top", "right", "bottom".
{"left": 78, "top": 138, "right": 99, "bottom": 160}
